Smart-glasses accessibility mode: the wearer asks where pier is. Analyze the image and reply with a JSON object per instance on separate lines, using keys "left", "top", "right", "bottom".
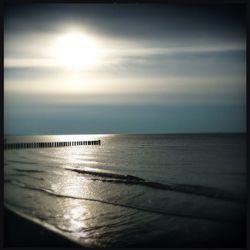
{"left": 4, "top": 140, "right": 101, "bottom": 150}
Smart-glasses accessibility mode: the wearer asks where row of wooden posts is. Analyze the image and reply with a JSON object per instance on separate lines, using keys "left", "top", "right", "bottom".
{"left": 4, "top": 140, "right": 101, "bottom": 150}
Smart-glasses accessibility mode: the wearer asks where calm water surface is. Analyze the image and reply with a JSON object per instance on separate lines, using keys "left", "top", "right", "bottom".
{"left": 4, "top": 134, "right": 246, "bottom": 247}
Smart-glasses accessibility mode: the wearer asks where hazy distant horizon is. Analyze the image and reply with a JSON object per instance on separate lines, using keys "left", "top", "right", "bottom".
{"left": 4, "top": 132, "right": 246, "bottom": 137}
{"left": 4, "top": 4, "right": 246, "bottom": 135}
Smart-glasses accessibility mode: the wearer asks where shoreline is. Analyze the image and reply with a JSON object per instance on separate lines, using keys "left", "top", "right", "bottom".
{"left": 4, "top": 207, "right": 82, "bottom": 247}
{"left": 3, "top": 206, "right": 246, "bottom": 248}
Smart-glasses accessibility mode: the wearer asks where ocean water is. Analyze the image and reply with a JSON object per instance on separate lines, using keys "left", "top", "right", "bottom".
{"left": 4, "top": 134, "right": 246, "bottom": 247}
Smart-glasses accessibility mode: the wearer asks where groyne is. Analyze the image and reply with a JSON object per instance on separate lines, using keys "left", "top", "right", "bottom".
{"left": 4, "top": 140, "right": 101, "bottom": 150}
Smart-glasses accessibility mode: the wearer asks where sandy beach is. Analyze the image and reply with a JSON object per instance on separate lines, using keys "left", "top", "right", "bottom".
{"left": 4, "top": 206, "right": 245, "bottom": 248}
{"left": 4, "top": 207, "right": 81, "bottom": 247}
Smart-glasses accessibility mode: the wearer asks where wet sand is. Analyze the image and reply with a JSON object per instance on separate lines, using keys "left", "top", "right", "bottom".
{"left": 4, "top": 207, "right": 81, "bottom": 247}
{"left": 4, "top": 206, "right": 245, "bottom": 247}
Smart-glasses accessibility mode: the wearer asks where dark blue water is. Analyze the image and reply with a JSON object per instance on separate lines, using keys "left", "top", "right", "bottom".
{"left": 4, "top": 134, "right": 246, "bottom": 247}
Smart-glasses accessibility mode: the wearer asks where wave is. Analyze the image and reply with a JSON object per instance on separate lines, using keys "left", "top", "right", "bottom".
{"left": 13, "top": 168, "right": 46, "bottom": 173}
{"left": 5, "top": 173, "right": 44, "bottom": 181}
{"left": 8, "top": 160, "right": 38, "bottom": 165}
{"left": 5, "top": 180, "right": 242, "bottom": 224}
{"left": 66, "top": 168, "right": 244, "bottom": 203}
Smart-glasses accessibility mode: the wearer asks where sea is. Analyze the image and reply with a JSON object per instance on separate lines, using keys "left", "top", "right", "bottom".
{"left": 4, "top": 134, "right": 246, "bottom": 247}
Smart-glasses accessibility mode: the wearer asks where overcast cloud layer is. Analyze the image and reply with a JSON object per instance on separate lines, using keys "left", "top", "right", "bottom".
{"left": 4, "top": 4, "right": 246, "bottom": 135}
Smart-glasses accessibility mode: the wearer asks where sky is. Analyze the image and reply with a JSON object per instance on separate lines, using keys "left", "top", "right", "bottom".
{"left": 4, "top": 4, "right": 246, "bottom": 135}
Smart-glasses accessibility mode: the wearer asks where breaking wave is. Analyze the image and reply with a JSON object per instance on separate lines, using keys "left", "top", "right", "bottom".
{"left": 5, "top": 179, "right": 242, "bottom": 224}
{"left": 66, "top": 168, "right": 244, "bottom": 203}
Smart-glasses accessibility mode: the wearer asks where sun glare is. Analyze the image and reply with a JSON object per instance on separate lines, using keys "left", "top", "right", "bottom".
{"left": 52, "top": 32, "right": 99, "bottom": 70}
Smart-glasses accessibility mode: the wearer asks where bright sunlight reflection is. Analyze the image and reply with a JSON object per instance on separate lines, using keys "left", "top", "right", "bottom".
{"left": 52, "top": 31, "right": 99, "bottom": 70}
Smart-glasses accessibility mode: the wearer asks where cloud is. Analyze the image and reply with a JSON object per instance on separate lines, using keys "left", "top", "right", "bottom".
{"left": 4, "top": 35, "right": 245, "bottom": 69}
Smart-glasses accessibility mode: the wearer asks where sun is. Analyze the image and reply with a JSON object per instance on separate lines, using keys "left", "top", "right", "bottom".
{"left": 52, "top": 32, "right": 99, "bottom": 70}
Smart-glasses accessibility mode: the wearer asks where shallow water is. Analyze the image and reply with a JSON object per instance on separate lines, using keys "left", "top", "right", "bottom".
{"left": 4, "top": 134, "right": 246, "bottom": 247}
